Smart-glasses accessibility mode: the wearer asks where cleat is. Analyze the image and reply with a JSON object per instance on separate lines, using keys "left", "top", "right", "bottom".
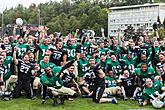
{"left": 41, "top": 100, "right": 45, "bottom": 104}
{"left": 53, "top": 100, "right": 58, "bottom": 107}
{"left": 111, "top": 98, "right": 118, "bottom": 104}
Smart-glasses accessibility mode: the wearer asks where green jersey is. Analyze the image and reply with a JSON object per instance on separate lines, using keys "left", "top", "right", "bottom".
{"left": 105, "top": 76, "right": 117, "bottom": 87}
{"left": 38, "top": 44, "right": 49, "bottom": 60}
{"left": 99, "top": 48, "right": 108, "bottom": 56}
{"left": 126, "top": 46, "right": 137, "bottom": 57}
{"left": 77, "top": 58, "right": 89, "bottom": 77}
{"left": 135, "top": 67, "right": 155, "bottom": 79}
{"left": 40, "top": 69, "right": 63, "bottom": 89}
{"left": 80, "top": 42, "right": 91, "bottom": 54}
{"left": 3, "top": 56, "right": 12, "bottom": 67}
{"left": 108, "top": 45, "right": 121, "bottom": 55}
{"left": 40, "top": 60, "right": 56, "bottom": 75}
{"left": 3, "top": 56, "right": 12, "bottom": 80}
{"left": 106, "top": 59, "right": 122, "bottom": 75}
{"left": 64, "top": 44, "right": 78, "bottom": 61}
{"left": 142, "top": 80, "right": 162, "bottom": 100}
{"left": 153, "top": 80, "right": 163, "bottom": 94}
{"left": 17, "top": 44, "right": 30, "bottom": 59}
{"left": 142, "top": 86, "right": 156, "bottom": 100}
{"left": 149, "top": 46, "right": 160, "bottom": 56}
{"left": 121, "top": 55, "right": 137, "bottom": 74}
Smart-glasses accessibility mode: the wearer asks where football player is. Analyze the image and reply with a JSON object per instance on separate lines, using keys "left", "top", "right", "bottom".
{"left": 12, "top": 46, "right": 36, "bottom": 99}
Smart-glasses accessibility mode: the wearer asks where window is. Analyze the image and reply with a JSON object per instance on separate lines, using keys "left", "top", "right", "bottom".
{"left": 149, "top": 29, "right": 153, "bottom": 32}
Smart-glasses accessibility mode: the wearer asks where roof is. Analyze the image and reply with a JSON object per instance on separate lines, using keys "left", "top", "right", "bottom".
{"left": 109, "top": 3, "right": 165, "bottom": 10}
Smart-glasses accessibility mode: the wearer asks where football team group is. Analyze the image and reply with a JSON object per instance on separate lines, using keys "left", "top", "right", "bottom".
{"left": 0, "top": 27, "right": 165, "bottom": 109}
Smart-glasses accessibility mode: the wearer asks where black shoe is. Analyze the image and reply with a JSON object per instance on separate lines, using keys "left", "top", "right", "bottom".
{"left": 53, "top": 100, "right": 58, "bottom": 107}
{"left": 82, "top": 95, "right": 92, "bottom": 98}
{"left": 31, "top": 96, "right": 37, "bottom": 100}
{"left": 138, "top": 99, "right": 143, "bottom": 107}
{"left": 123, "top": 97, "right": 128, "bottom": 101}
{"left": 60, "top": 96, "right": 65, "bottom": 105}
{"left": 41, "top": 100, "right": 45, "bottom": 104}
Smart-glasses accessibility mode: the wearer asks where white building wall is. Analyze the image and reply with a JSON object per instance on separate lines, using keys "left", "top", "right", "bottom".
{"left": 108, "top": 3, "right": 165, "bottom": 37}
{"left": 159, "top": 5, "right": 165, "bottom": 23}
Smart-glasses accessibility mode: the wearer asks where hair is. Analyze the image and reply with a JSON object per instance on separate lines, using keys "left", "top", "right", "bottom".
{"left": 28, "top": 52, "right": 35, "bottom": 58}
{"left": 23, "top": 53, "right": 29, "bottom": 58}
{"left": 140, "top": 63, "right": 147, "bottom": 67}
{"left": 159, "top": 52, "right": 165, "bottom": 56}
{"left": 44, "top": 54, "right": 50, "bottom": 57}
{"left": 69, "top": 64, "right": 75, "bottom": 67}
{"left": 100, "top": 54, "right": 105, "bottom": 57}
{"left": 89, "top": 57, "right": 95, "bottom": 60}
{"left": 18, "top": 36, "right": 23, "bottom": 40}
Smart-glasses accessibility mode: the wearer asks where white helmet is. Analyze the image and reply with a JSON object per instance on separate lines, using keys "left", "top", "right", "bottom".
{"left": 152, "top": 99, "right": 164, "bottom": 109}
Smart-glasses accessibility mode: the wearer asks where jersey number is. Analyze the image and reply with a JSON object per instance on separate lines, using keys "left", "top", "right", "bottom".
{"left": 20, "top": 65, "right": 30, "bottom": 74}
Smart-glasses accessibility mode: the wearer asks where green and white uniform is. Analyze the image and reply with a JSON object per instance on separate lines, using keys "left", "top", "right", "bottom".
{"left": 17, "top": 44, "right": 30, "bottom": 59}
{"left": 106, "top": 59, "right": 122, "bottom": 76}
{"left": 40, "top": 67, "right": 63, "bottom": 89}
{"left": 105, "top": 76, "right": 117, "bottom": 88}
{"left": 38, "top": 44, "right": 49, "bottom": 61}
{"left": 142, "top": 80, "right": 162, "bottom": 100}
{"left": 135, "top": 67, "right": 156, "bottom": 80}
{"left": 3, "top": 56, "right": 12, "bottom": 81}
{"left": 39, "top": 60, "right": 56, "bottom": 75}
{"left": 64, "top": 44, "right": 78, "bottom": 61}
{"left": 77, "top": 58, "right": 89, "bottom": 77}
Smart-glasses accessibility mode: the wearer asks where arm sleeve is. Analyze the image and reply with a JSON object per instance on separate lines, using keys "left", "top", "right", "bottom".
{"left": 60, "top": 60, "right": 75, "bottom": 73}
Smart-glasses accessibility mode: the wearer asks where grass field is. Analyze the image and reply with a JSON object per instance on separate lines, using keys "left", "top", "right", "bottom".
{"left": 0, "top": 97, "right": 156, "bottom": 110}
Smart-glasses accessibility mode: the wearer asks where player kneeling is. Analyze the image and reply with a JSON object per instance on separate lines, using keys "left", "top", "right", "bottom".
{"left": 119, "top": 70, "right": 141, "bottom": 100}
{"left": 60, "top": 65, "right": 81, "bottom": 100}
{"left": 104, "top": 69, "right": 122, "bottom": 98}
{"left": 40, "top": 60, "right": 77, "bottom": 107}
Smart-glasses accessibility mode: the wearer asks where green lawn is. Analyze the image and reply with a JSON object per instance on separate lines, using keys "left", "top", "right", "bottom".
{"left": 0, "top": 97, "right": 156, "bottom": 110}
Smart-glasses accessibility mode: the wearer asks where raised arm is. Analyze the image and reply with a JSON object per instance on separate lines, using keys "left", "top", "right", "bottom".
{"left": 73, "top": 29, "right": 79, "bottom": 38}
{"left": 94, "top": 63, "right": 105, "bottom": 78}
{"left": 13, "top": 46, "right": 18, "bottom": 65}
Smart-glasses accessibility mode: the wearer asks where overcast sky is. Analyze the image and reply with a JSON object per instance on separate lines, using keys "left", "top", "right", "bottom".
{"left": 0, "top": 0, "right": 62, "bottom": 13}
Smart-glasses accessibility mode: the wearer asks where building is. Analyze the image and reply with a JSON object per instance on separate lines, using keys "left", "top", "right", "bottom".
{"left": 108, "top": 3, "right": 165, "bottom": 37}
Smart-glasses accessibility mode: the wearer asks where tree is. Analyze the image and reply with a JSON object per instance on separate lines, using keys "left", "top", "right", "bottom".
{"left": 158, "top": 28, "right": 165, "bottom": 39}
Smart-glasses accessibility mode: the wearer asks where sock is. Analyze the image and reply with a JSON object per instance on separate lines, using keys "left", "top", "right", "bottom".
{"left": 121, "top": 86, "right": 126, "bottom": 98}
{"left": 107, "top": 98, "right": 113, "bottom": 102}
{"left": 33, "top": 89, "right": 37, "bottom": 96}
{"left": 133, "top": 87, "right": 139, "bottom": 98}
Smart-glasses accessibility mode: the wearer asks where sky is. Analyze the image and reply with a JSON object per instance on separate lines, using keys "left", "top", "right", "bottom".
{"left": 0, "top": 0, "right": 62, "bottom": 13}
